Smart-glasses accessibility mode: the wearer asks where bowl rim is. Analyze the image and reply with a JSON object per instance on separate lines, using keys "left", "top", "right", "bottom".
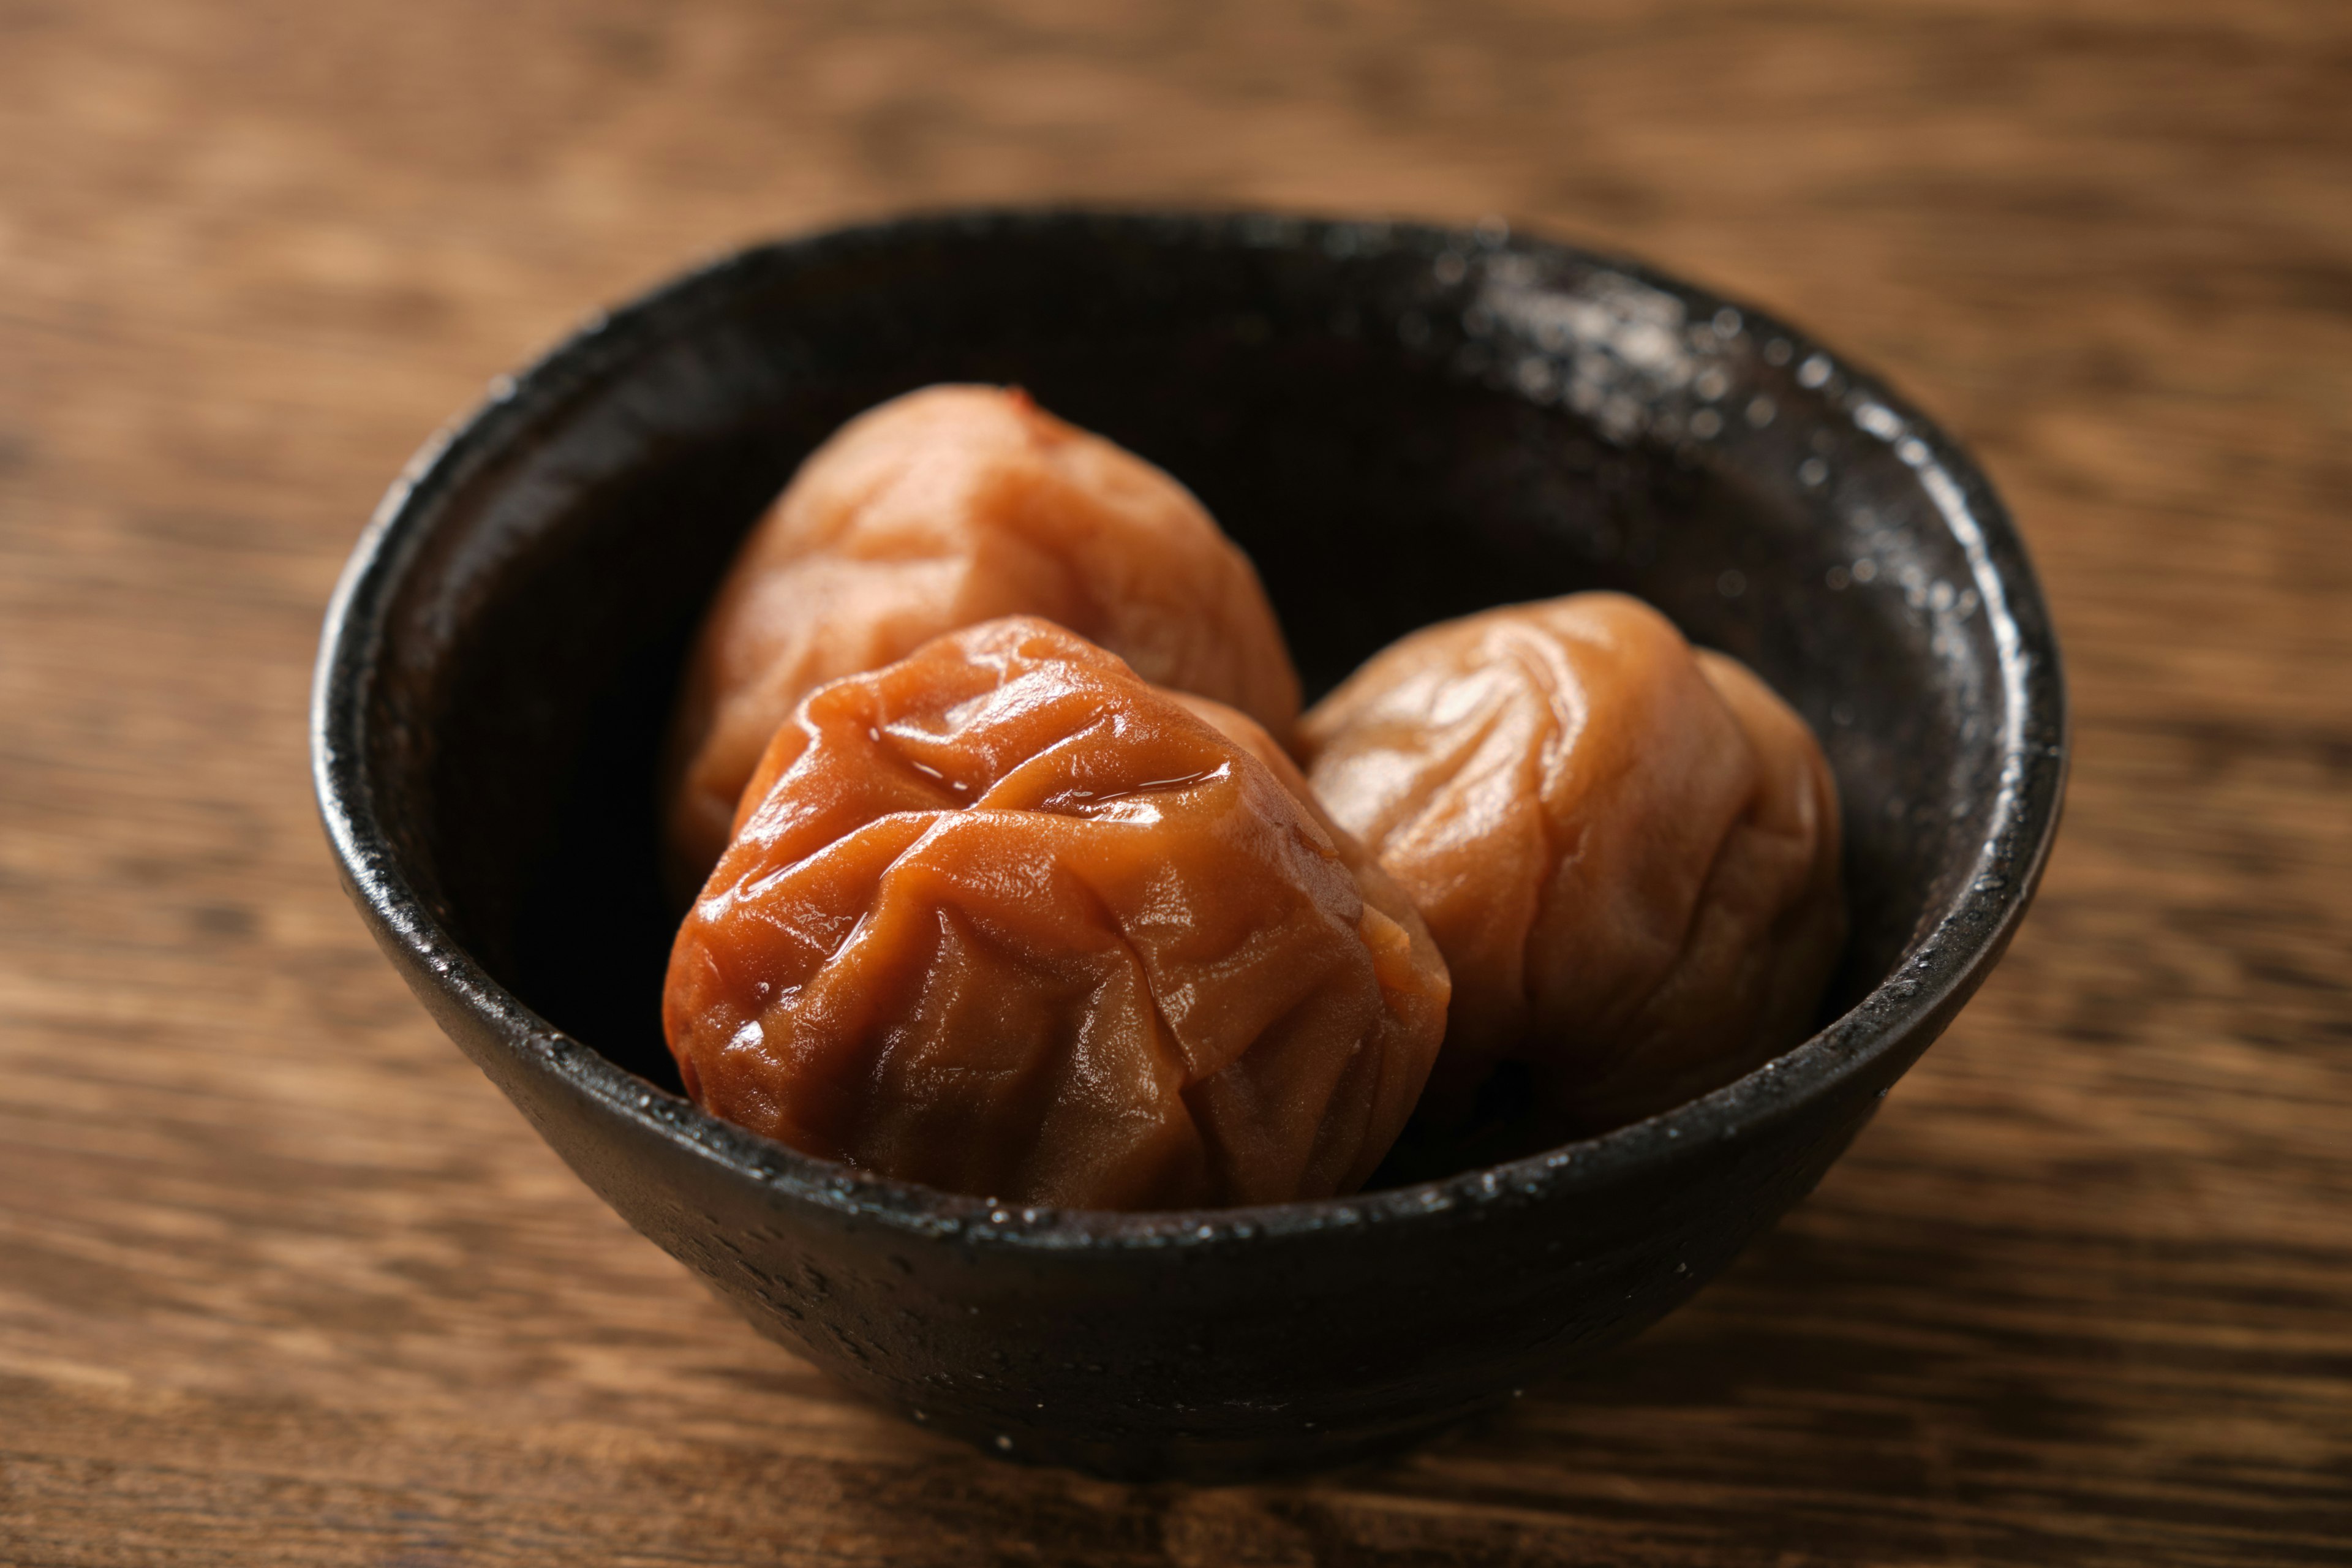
{"left": 312, "top": 204, "right": 2068, "bottom": 1251}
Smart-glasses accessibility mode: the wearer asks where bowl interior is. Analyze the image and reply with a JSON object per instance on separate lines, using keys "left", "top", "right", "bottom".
{"left": 358, "top": 214, "right": 2025, "bottom": 1187}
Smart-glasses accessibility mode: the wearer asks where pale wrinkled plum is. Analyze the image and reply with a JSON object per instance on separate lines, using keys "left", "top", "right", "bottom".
{"left": 665, "top": 617, "right": 1448, "bottom": 1210}
{"left": 1300, "top": 592, "right": 1844, "bottom": 1131}
{"left": 662, "top": 385, "right": 1299, "bottom": 886}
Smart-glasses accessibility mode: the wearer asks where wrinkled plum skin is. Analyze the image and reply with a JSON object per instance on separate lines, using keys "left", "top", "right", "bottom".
{"left": 661, "top": 385, "right": 1300, "bottom": 889}
{"left": 664, "top": 617, "right": 1447, "bottom": 1211}
{"left": 1300, "top": 593, "right": 1845, "bottom": 1132}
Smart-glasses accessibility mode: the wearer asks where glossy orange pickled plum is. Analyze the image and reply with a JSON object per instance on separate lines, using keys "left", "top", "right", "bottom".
{"left": 664, "top": 617, "right": 1449, "bottom": 1210}
{"left": 662, "top": 385, "right": 1300, "bottom": 885}
{"left": 1300, "top": 592, "right": 1845, "bottom": 1131}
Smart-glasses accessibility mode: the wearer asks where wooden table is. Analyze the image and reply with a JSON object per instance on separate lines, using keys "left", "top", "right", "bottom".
{"left": 4, "top": 2, "right": 2346, "bottom": 1562}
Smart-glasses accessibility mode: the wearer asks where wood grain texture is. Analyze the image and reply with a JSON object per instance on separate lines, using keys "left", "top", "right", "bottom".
{"left": 2, "top": 1, "right": 2348, "bottom": 1562}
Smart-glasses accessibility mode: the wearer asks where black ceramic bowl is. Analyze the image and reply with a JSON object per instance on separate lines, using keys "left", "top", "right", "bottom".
{"left": 313, "top": 209, "right": 2064, "bottom": 1481}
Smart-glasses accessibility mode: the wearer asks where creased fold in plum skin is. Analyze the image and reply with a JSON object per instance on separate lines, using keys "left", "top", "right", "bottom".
{"left": 1300, "top": 592, "right": 1845, "bottom": 1132}
{"left": 665, "top": 617, "right": 1447, "bottom": 1211}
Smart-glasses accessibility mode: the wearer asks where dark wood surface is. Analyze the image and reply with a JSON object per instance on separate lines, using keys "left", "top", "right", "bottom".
{"left": 4, "top": 2, "right": 2348, "bottom": 1563}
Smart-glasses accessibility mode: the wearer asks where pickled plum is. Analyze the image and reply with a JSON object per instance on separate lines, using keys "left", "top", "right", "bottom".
{"left": 662, "top": 385, "right": 1299, "bottom": 887}
{"left": 665, "top": 617, "right": 1448, "bottom": 1210}
{"left": 1299, "top": 592, "right": 1844, "bottom": 1131}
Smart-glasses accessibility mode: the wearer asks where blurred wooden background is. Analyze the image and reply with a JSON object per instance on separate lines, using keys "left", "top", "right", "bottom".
{"left": 3, "top": 2, "right": 2348, "bottom": 1563}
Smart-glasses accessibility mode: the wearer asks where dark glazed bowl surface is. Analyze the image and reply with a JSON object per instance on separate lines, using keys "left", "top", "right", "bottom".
{"left": 312, "top": 209, "right": 2065, "bottom": 1481}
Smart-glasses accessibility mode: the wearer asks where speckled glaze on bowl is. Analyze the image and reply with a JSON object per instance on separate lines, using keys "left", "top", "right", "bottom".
{"left": 312, "top": 209, "right": 2065, "bottom": 1481}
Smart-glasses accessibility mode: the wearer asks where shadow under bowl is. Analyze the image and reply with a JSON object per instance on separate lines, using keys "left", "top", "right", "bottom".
{"left": 312, "top": 208, "right": 2066, "bottom": 1481}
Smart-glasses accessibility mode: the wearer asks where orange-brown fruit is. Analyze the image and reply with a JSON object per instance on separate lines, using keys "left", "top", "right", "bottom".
{"left": 662, "top": 385, "right": 1300, "bottom": 889}
{"left": 664, "top": 617, "right": 1448, "bottom": 1210}
{"left": 1299, "top": 592, "right": 1845, "bottom": 1131}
